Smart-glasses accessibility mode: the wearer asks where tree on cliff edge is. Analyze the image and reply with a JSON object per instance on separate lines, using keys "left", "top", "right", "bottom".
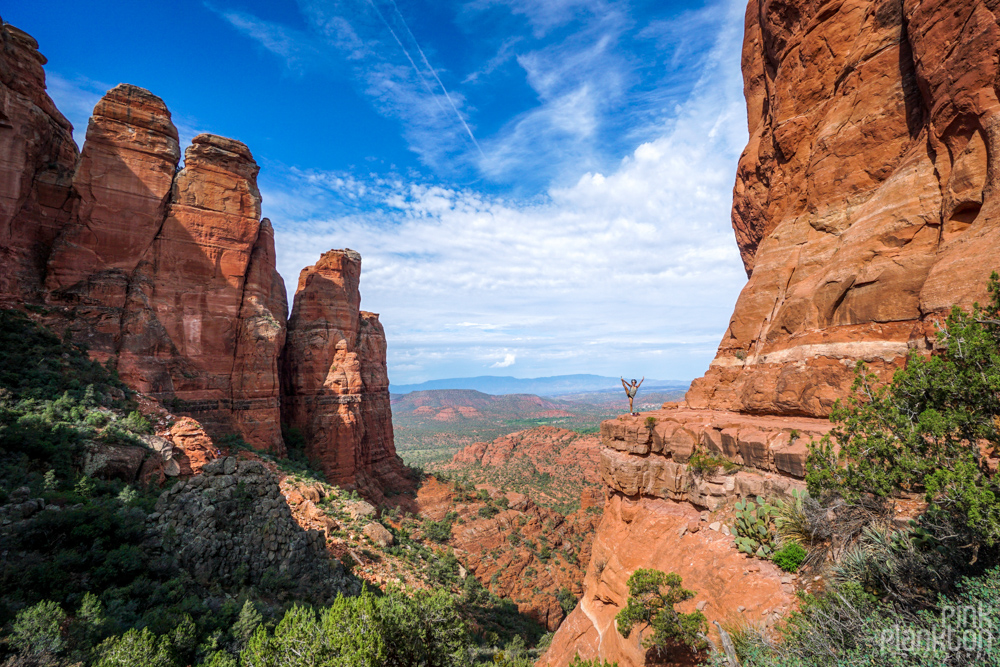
{"left": 807, "top": 271, "right": 1000, "bottom": 553}
{"left": 614, "top": 569, "right": 707, "bottom": 657}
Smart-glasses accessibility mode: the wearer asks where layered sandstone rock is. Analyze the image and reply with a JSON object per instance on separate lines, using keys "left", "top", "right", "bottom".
{"left": 0, "top": 22, "right": 77, "bottom": 303}
{"left": 0, "top": 21, "right": 402, "bottom": 501}
{"left": 126, "top": 134, "right": 285, "bottom": 450}
{"left": 282, "top": 250, "right": 407, "bottom": 501}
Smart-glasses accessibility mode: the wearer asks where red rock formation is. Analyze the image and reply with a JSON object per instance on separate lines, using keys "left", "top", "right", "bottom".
{"left": 410, "top": 478, "right": 601, "bottom": 632}
{"left": 282, "top": 249, "right": 408, "bottom": 501}
{"left": 0, "top": 22, "right": 77, "bottom": 304}
{"left": 539, "top": 495, "right": 795, "bottom": 666}
{"left": 125, "top": 134, "right": 285, "bottom": 451}
{"left": 4, "top": 71, "right": 287, "bottom": 452}
{"left": 694, "top": 0, "right": 1000, "bottom": 418}
{"left": 547, "top": 2, "right": 1000, "bottom": 663}
{"left": 0, "top": 20, "right": 402, "bottom": 499}
{"left": 45, "top": 84, "right": 180, "bottom": 298}
{"left": 444, "top": 426, "right": 604, "bottom": 510}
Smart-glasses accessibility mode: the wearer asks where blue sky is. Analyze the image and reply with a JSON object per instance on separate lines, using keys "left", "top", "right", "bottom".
{"left": 6, "top": 0, "right": 750, "bottom": 385}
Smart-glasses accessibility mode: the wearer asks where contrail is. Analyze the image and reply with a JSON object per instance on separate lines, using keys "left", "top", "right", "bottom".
{"left": 375, "top": 0, "right": 486, "bottom": 159}
{"left": 363, "top": 0, "right": 449, "bottom": 118}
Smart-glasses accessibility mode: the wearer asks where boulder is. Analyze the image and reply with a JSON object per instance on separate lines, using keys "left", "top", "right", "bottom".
{"left": 363, "top": 522, "right": 394, "bottom": 547}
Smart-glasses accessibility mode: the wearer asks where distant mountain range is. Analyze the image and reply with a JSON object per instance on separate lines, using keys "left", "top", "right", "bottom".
{"left": 390, "top": 374, "right": 689, "bottom": 396}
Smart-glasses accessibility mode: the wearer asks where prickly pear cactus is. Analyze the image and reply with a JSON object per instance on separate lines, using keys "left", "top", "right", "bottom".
{"left": 732, "top": 496, "right": 775, "bottom": 558}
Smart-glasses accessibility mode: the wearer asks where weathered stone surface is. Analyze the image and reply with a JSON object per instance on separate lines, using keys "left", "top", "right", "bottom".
{"left": 45, "top": 84, "right": 180, "bottom": 301}
{"left": 0, "top": 22, "right": 77, "bottom": 304}
{"left": 148, "top": 457, "right": 358, "bottom": 600}
{"left": 686, "top": 0, "right": 1000, "bottom": 419}
{"left": 363, "top": 522, "right": 394, "bottom": 547}
{"left": 82, "top": 443, "right": 146, "bottom": 482}
{"left": 0, "top": 67, "right": 286, "bottom": 452}
{"left": 282, "top": 249, "right": 409, "bottom": 502}
{"left": 539, "top": 495, "right": 795, "bottom": 666}
{"left": 124, "top": 134, "right": 282, "bottom": 448}
{"left": 549, "top": 3, "right": 1000, "bottom": 662}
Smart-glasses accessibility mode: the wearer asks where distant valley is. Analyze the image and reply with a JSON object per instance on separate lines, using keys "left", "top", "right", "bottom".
{"left": 391, "top": 384, "right": 687, "bottom": 470}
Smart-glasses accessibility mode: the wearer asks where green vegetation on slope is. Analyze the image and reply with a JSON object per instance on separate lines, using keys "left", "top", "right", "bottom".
{"left": 0, "top": 310, "right": 552, "bottom": 666}
{"left": 715, "top": 272, "right": 1000, "bottom": 667}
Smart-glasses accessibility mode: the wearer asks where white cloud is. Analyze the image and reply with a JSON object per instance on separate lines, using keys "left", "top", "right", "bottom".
{"left": 263, "top": 0, "right": 751, "bottom": 385}
{"left": 491, "top": 353, "right": 517, "bottom": 368}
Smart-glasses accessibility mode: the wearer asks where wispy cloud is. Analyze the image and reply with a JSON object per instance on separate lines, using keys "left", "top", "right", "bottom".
{"left": 261, "top": 0, "right": 750, "bottom": 384}
{"left": 211, "top": 0, "right": 482, "bottom": 171}
{"left": 44, "top": 73, "right": 109, "bottom": 147}
{"left": 207, "top": 5, "right": 324, "bottom": 71}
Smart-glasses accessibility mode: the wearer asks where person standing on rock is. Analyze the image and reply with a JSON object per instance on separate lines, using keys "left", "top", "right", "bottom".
{"left": 621, "top": 377, "right": 643, "bottom": 415}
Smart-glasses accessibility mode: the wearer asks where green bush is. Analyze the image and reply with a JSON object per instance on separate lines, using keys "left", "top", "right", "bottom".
{"left": 614, "top": 569, "right": 706, "bottom": 655}
{"left": 11, "top": 600, "right": 66, "bottom": 656}
{"left": 569, "top": 657, "right": 618, "bottom": 667}
{"left": 807, "top": 271, "right": 1000, "bottom": 548}
{"left": 556, "top": 587, "right": 578, "bottom": 615}
{"left": 772, "top": 543, "right": 806, "bottom": 573}
{"left": 94, "top": 627, "right": 176, "bottom": 667}
{"left": 688, "top": 450, "right": 739, "bottom": 476}
{"left": 423, "top": 518, "right": 453, "bottom": 543}
{"left": 241, "top": 587, "right": 471, "bottom": 667}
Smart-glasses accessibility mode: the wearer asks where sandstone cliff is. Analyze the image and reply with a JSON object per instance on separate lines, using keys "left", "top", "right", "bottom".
{"left": 544, "top": 1, "right": 1000, "bottom": 664}
{"left": 0, "top": 49, "right": 289, "bottom": 452}
{"left": 282, "top": 249, "right": 409, "bottom": 502}
{"left": 0, "top": 23, "right": 77, "bottom": 304}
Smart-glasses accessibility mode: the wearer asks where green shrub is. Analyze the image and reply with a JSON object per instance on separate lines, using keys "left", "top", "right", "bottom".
{"left": 688, "top": 450, "right": 739, "bottom": 476}
{"left": 569, "top": 657, "right": 618, "bottom": 667}
{"left": 240, "top": 588, "right": 472, "bottom": 667}
{"left": 423, "top": 518, "right": 453, "bottom": 543}
{"left": 121, "top": 410, "right": 152, "bottom": 434}
{"left": 556, "top": 587, "right": 578, "bottom": 615}
{"left": 614, "top": 569, "right": 706, "bottom": 655}
{"left": 11, "top": 600, "right": 66, "bottom": 656}
{"left": 807, "top": 271, "right": 1000, "bottom": 548}
{"left": 94, "top": 627, "right": 176, "bottom": 667}
{"left": 772, "top": 543, "right": 806, "bottom": 573}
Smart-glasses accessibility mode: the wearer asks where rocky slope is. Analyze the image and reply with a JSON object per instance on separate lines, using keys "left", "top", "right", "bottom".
{"left": 409, "top": 477, "right": 601, "bottom": 632}
{"left": 445, "top": 426, "right": 603, "bottom": 510}
{"left": 543, "top": 1, "right": 1000, "bottom": 664}
{"left": 0, "top": 20, "right": 407, "bottom": 500}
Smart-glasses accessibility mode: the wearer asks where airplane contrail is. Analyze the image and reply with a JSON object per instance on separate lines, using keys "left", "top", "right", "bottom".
{"left": 374, "top": 0, "right": 486, "bottom": 159}
{"left": 363, "top": 0, "right": 449, "bottom": 118}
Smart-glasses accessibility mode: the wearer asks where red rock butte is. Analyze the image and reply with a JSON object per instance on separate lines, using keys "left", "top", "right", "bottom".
{"left": 543, "top": 1, "right": 1000, "bottom": 664}
{"left": 0, "top": 21, "right": 407, "bottom": 498}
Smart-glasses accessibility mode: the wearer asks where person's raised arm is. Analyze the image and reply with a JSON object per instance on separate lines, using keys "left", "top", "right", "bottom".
{"left": 636, "top": 377, "right": 644, "bottom": 388}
